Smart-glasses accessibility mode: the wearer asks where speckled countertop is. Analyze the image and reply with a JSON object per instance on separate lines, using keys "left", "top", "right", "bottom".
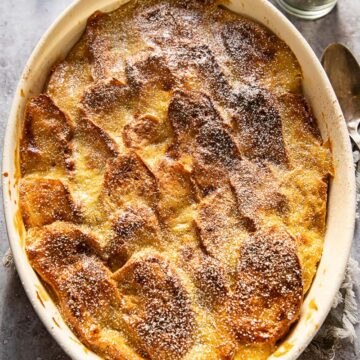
{"left": 0, "top": 1, "right": 359, "bottom": 359}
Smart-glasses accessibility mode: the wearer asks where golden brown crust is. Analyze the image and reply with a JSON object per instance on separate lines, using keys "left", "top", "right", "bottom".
{"left": 26, "top": 222, "right": 101, "bottom": 285}
{"left": 125, "top": 51, "right": 175, "bottom": 91}
{"left": 123, "top": 114, "right": 166, "bottom": 149}
{"left": 21, "top": 95, "right": 74, "bottom": 176}
{"left": 103, "top": 152, "right": 158, "bottom": 208}
{"left": 27, "top": 222, "right": 144, "bottom": 360}
{"left": 20, "top": 0, "right": 332, "bottom": 358}
{"left": 78, "top": 117, "right": 119, "bottom": 158}
{"left": 19, "top": 178, "right": 80, "bottom": 228}
{"left": 85, "top": 11, "right": 114, "bottom": 80}
{"left": 221, "top": 19, "right": 278, "bottom": 75}
{"left": 195, "top": 186, "right": 246, "bottom": 260}
{"left": 228, "top": 228, "right": 302, "bottom": 344}
{"left": 169, "top": 90, "right": 241, "bottom": 170}
{"left": 113, "top": 252, "right": 195, "bottom": 360}
{"left": 81, "top": 78, "right": 130, "bottom": 115}
{"left": 155, "top": 157, "right": 197, "bottom": 225}
{"left": 168, "top": 90, "right": 242, "bottom": 196}
{"left": 107, "top": 205, "right": 162, "bottom": 270}
{"left": 231, "top": 86, "right": 288, "bottom": 165}
{"left": 45, "top": 37, "right": 93, "bottom": 119}
{"left": 229, "top": 160, "right": 289, "bottom": 226}
{"left": 80, "top": 78, "right": 136, "bottom": 147}
{"left": 181, "top": 246, "right": 230, "bottom": 308}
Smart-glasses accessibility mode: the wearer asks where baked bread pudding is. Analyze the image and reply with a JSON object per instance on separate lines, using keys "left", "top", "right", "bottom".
{"left": 19, "top": 0, "right": 333, "bottom": 359}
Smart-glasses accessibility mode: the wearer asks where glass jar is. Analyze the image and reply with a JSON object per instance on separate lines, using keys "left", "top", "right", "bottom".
{"left": 276, "top": 0, "right": 338, "bottom": 19}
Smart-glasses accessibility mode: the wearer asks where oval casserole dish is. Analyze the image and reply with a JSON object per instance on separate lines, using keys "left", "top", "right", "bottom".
{"left": 2, "top": 0, "right": 356, "bottom": 359}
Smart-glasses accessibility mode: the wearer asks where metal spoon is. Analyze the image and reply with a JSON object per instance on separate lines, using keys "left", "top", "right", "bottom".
{"left": 321, "top": 43, "right": 360, "bottom": 149}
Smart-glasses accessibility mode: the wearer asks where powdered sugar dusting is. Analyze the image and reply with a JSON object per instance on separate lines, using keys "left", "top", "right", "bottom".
{"left": 19, "top": 0, "right": 332, "bottom": 358}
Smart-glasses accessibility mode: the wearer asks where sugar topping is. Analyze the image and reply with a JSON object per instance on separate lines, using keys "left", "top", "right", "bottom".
{"left": 20, "top": 0, "right": 332, "bottom": 359}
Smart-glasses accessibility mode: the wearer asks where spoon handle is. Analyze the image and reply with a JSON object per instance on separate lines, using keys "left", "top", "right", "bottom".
{"left": 347, "top": 119, "right": 360, "bottom": 151}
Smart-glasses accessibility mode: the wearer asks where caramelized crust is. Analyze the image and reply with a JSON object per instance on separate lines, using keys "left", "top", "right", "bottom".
{"left": 125, "top": 51, "right": 175, "bottom": 91}
{"left": 231, "top": 86, "right": 288, "bottom": 165}
{"left": 86, "top": 11, "right": 114, "bottom": 80}
{"left": 27, "top": 222, "right": 144, "bottom": 360}
{"left": 195, "top": 186, "right": 246, "bottom": 263}
{"left": 20, "top": 0, "right": 332, "bottom": 359}
{"left": 20, "top": 178, "right": 79, "bottom": 228}
{"left": 113, "top": 252, "right": 195, "bottom": 360}
{"left": 80, "top": 78, "right": 134, "bottom": 143}
{"left": 46, "top": 37, "right": 93, "bottom": 118}
{"left": 81, "top": 78, "right": 130, "bottom": 115}
{"left": 78, "top": 117, "right": 119, "bottom": 159}
{"left": 155, "top": 157, "right": 196, "bottom": 226}
{"left": 228, "top": 228, "right": 302, "bottom": 343}
{"left": 123, "top": 114, "right": 165, "bottom": 149}
{"left": 103, "top": 152, "right": 158, "bottom": 208}
{"left": 169, "top": 90, "right": 240, "bottom": 171}
{"left": 229, "top": 160, "right": 289, "bottom": 226}
{"left": 181, "top": 247, "right": 230, "bottom": 308}
{"left": 20, "top": 95, "right": 74, "bottom": 176}
{"left": 168, "top": 90, "right": 242, "bottom": 195}
{"left": 221, "top": 20, "right": 277, "bottom": 70}
{"left": 26, "top": 222, "right": 102, "bottom": 285}
{"left": 107, "top": 205, "right": 162, "bottom": 270}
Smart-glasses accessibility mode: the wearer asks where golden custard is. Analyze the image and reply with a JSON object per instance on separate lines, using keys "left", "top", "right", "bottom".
{"left": 19, "top": 0, "right": 332, "bottom": 359}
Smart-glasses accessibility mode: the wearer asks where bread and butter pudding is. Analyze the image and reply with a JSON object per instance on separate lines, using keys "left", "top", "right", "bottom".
{"left": 19, "top": 0, "right": 333, "bottom": 358}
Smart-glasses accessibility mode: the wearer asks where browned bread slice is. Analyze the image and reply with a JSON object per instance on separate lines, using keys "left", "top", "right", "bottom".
{"left": 102, "top": 152, "right": 158, "bottom": 208}
{"left": 113, "top": 252, "right": 195, "bottom": 360}
{"left": 26, "top": 222, "right": 145, "bottom": 360}
{"left": 195, "top": 186, "right": 246, "bottom": 265}
{"left": 278, "top": 92, "right": 333, "bottom": 175}
{"left": 125, "top": 51, "right": 175, "bottom": 92}
{"left": 231, "top": 86, "right": 288, "bottom": 166}
{"left": 168, "top": 90, "right": 241, "bottom": 194}
{"left": 169, "top": 90, "right": 240, "bottom": 169}
{"left": 85, "top": 7, "right": 144, "bottom": 81}
{"left": 81, "top": 78, "right": 133, "bottom": 141}
{"left": 46, "top": 38, "right": 93, "bottom": 119}
{"left": 19, "top": 178, "right": 80, "bottom": 228}
{"left": 106, "top": 204, "right": 162, "bottom": 271}
{"left": 181, "top": 246, "right": 230, "bottom": 309}
{"left": 75, "top": 117, "right": 119, "bottom": 172}
{"left": 20, "top": 95, "right": 74, "bottom": 176}
{"left": 123, "top": 114, "right": 167, "bottom": 150}
{"left": 155, "top": 158, "right": 196, "bottom": 226}
{"left": 229, "top": 160, "right": 289, "bottom": 226}
{"left": 227, "top": 227, "right": 302, "bottom": 344}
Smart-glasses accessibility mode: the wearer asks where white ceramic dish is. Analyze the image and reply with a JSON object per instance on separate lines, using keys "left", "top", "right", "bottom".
{"left": 2, "top": 0, "right": 356, "bottom": 359}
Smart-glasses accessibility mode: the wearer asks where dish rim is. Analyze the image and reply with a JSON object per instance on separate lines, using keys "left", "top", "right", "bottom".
{"left": 2, "top": 0, "right": 356, "bottom": 359}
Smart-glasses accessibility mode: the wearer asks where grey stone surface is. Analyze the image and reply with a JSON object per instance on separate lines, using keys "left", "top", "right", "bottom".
{"left": 0, "top": 0, "right": 359, "bottom": 359}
